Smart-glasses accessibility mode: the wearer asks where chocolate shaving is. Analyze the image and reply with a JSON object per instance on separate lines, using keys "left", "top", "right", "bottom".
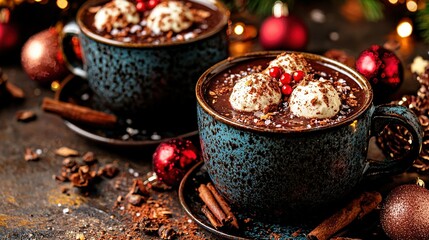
{"left": 125, "top": 179, "right": 150, "bottom": 206}
{"left": 16, "top": 110, "right": 36, "bottom": 122}
{"left": 82, "top": 151, "right": 97, "bottom": 164}
{"left": 55, "top": 147, "right": 79, "bottom": 157}
{"left": 158, "top": 225, "right": 177, "bottom": 240}
{"left": 24, "top": 147, "right": 39, "bottom": 161}
{"left": 100, "top": 163, "right": 119, "bottom": 178}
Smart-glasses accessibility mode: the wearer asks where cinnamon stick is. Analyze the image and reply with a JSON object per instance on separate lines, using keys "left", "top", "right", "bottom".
{"left": 6, "top": 82, "right": 25, "bottom": 99}
{"left": 307, "top": 191, "right": 382, "bottom": 240}
{"left": 41, "top": 97, "right": 117, "bottom": 128}
{"left": 201, "top": 205, "right": 223, "bottom": 229}
{"left": 207, "top": 182, "right": 239, "bottom": 229}
{"left": 198, "top": 184, "right": 228, "bottom": 225}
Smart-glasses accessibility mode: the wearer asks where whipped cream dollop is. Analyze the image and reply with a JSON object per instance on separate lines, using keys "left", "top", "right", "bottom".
{"left": 229, "top": 73, "right": 282, "bottom": 112}
{"left": 264, "top": 52, "right": 311, "bottom": 75}
{"left": 289, "top": 79, "right": 341, "bottom": 119}
{"left": 94, "top": 0, "right": 140, "bottom": 32}
{"left": 147, "top": 1, "right": 194, "bottom": 35}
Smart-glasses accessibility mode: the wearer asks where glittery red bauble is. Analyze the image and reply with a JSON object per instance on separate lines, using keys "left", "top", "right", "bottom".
{"left": 0, "top": 22, "right": 19, "bottom": 51}
{"left": 380, "top": 184, "right": 429, "bottom": 240}
{"left": 355, "top": 45, "right": 403, "bottom": 102}
{"left": 259, "top": 15, "right": 308, "bottom": 50}
{"left": 21, "top": 28, "right": 69, "bottom": 85}
{"left": 152, "top": 139, "right": 199, "bottom": 187}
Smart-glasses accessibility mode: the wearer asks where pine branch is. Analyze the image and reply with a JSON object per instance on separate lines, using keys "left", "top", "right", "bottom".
{"left": 417, "top": 3, "right": 429, "bottom": 44}
{"left": 245, "top": 0, "right": 291, "bottom": 17}
{"left": 359, "top": 0, "right": 384, "bottom": 22}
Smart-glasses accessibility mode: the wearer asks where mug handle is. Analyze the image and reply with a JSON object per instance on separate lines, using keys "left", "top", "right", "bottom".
{"left": 364, "top": 104, "right": 423, "bottom": 178}
{"left": 61, "top": 21, "right": 87, "bottom": 78}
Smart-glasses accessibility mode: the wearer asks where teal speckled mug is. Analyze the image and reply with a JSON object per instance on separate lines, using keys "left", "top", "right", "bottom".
{"left": 61, "top": 0, "right": 229, "bottom": 117}
{"left": 196, "top": 52, "right": 423, "bottom": 219}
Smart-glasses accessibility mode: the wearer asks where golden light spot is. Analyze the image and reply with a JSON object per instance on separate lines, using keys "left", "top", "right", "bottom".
{"left": 397, "top": 18, "right": 413, "bottom": 38}
{"left": 233, "top": 23, "right": 244, "bottom": 36}
{"left": 406, "top": 0, "right": 418, "bottom": 12}
{"left": 349, "top": 120, "right": 358, "bottom": 132}
{"left": 56, "top": 0, "right": 68, "bottom": 9}
{"left": 51, "top": 80, "right": 61, "bottom": 91}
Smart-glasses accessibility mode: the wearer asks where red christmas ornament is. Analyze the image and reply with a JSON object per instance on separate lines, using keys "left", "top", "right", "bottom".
{"left": 380, "top": 184, "right": 429, "bottom": 240}
{"left": 21, "top": 28, "right": 70, "bottom": 85}
{"left": 0, "top": 22, "right": 19, "bottom": 52}
{"left": 152, "top": 138, "right": 199, "bottom": 187}
{"left": 259, "top": 2, "right": 308, "bottom": 50}
{"left": 355, "top": 45, "right": 403, "bottom": 102}
{"left": 0, "top": 9, "right": 19, "bottom": 53}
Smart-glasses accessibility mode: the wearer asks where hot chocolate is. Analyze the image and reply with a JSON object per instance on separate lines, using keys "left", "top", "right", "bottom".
{"left": 81, "top": 0, "right": 224, "bottom": 44}
{"left": 206, "top": 52, "right": 366, "bottom": 130}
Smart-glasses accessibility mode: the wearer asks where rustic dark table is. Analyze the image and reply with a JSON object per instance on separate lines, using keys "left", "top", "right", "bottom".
{"left": 1, "top": 2, "right": 429, "bottom": 239}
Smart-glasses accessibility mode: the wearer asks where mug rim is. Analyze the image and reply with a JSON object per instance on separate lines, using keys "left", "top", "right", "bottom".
{"left": 76, "top": 0, "right": 229, "bottom": 48}
{"left": 196, "top": 51, "right": 374, "bottom": 134}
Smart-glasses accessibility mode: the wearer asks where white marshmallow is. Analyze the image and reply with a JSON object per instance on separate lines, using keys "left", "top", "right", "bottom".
{"left": 147, "top": 1, "right": 194, "bottom": 35}
{"left": 94, "top": 0, "right": 140, "bottom": 32}
{"left": 289, "top": 79, "right": 341, "bottom": 119}
{"left": 229, "top": 73, "right": 282, "bottom": 112}
{"left": 264, "top": 52, "right": 311, "bottom": 75}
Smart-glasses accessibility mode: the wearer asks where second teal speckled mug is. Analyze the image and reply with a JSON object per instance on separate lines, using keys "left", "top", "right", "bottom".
{"left": 196, "top": 52, "right": 423, "bottom": 219}
{"left": 61, "top": 0, "right": 229, "bottom": 117}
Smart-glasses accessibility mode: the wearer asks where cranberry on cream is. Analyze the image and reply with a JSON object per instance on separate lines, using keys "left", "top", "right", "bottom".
{"left": 94, "top": 0, "right": 140, "bottom": 32}
{"left": 229, "top": 73, "right": 282, "bottom": 112}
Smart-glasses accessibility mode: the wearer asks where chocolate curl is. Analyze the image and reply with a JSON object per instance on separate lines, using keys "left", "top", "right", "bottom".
{"left": 307, "top": 191, "right": 382, "bottom": 240}
{"left": 41, "top": 97, "right": 117, "bottom": 128}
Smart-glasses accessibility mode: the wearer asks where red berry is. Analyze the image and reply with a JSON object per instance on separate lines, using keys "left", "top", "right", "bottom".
{"left": 280, "top": 72, "right": 292, "bottom": 85}
{"left": 136, "top": 1, "right": 147, "bottom": 11}
{"left": 281, "top": 85, "right": 293, "bottom": 95}
{"left": 269, "top": 66, "right": 282, "bottom": 79}
{"left": 293, "top": 70, "right": 305, "bottom": 82}
{"left": 147, "top": 0, "right": 160, "bottom": 9}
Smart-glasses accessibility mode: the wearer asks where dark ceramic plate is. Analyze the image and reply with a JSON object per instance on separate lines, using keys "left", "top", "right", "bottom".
{"left": 179, "top": 161, "right": 392, "bottom": 240}
{"left": 55, "top": 75, "right": 198, "bottom": 147}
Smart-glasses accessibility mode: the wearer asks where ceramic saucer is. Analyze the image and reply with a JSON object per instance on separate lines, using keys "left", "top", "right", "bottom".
{"left": 179, "top": 161, "right": 312, "bottom": 240}
{"left": 179, "top": 161, "right": 390, "bottom": 240}
{"left": 55, "top": 75, "right": 198, "bottom": 147}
